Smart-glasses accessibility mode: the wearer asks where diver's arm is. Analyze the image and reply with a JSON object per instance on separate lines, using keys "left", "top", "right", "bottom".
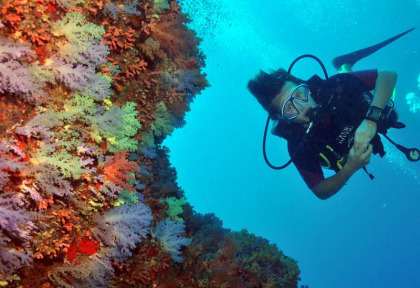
{"left": 311, "top": 144, "right": 373, "bottom": 200}
{"left": 371, "top": 69, "right": 398, "bottom": 109}
{"left": 311, "top": 165, "right": 357, "bottom": 200}
{"left": 353, "top": 70, "right": 397, "bottom": 151}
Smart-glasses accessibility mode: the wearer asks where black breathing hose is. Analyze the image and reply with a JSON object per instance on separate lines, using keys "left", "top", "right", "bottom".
{"left": 263, "top": 54, "right": 329, "bottom": 169}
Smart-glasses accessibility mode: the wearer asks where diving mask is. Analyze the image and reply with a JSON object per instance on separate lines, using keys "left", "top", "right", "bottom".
{"left": 281, "top": 84, "right": 316, "bottom": 120}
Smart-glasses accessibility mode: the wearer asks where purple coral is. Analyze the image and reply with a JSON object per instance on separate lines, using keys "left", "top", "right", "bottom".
{"left": 123, "top": 0, "right": 141, "bottom": 16}
{"left": 154, "top": 219, "right": 191, "bottom": 263}
{"left": 92, "top": 203, "right": 153, "bottom": 256}
{"left": 51, "top": 60, "right": 95, "bottom": 90}
{"left": 0, "top": 142, "right": 26, "bottom": 190}
{"left": 0, "top": 195, "right": 35, "bottom": 274}
{"left": 177, "top": 69, "right": 196, "bottom": 92}
{"left": 0, "top": 37, "right": 46, "bottom": 102}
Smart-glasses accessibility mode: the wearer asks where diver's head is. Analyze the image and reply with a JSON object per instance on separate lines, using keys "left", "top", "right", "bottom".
{"left": 247, "top": 68, "right": 316, "bottom": 124}
{"left": 272, "top": 82, "right": 318, "bottom": 124}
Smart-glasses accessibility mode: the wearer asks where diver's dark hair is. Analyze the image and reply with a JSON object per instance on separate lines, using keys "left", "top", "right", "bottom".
{"left": 247, "top": 68, "right": 304, "bottom": 116}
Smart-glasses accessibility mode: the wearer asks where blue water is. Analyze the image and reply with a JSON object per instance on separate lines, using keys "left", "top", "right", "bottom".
{"left": 165, "top": 1, "right": 420, "bottom": 287}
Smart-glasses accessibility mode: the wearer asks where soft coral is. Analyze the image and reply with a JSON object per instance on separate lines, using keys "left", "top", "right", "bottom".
{"left": 104, "top": 150, "right": 139, "bottom": 192}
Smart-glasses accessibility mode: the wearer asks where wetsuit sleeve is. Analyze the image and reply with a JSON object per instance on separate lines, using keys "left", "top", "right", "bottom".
{"left": 287, "top": 141, "right": 324, "bottom": 189}
{"left": 348, "top": 69, "right": 378, "bottom": 91}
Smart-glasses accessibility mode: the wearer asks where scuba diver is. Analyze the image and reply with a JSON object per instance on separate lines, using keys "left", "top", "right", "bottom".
{"left": 247, "top": 28, "right": 419, "bottom": 200}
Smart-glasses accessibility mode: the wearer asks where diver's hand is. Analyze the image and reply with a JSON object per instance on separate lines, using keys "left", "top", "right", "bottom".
{"left": 345, "top": 143, "right": 373, "bottom": 173}
{"left": 354, "top": 119, "right": 377, "bottom": 152}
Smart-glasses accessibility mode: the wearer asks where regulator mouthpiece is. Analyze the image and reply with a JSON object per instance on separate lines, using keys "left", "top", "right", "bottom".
{"left": 307, "top": 106, "right": 325, "bottom": 125}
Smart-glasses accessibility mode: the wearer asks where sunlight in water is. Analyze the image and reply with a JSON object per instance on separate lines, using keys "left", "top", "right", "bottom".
{"left": 384, "top": 141, "right": 420, "bottom": 185}
{"left": 405, "top": 74, "right": 420, "bottom": 113}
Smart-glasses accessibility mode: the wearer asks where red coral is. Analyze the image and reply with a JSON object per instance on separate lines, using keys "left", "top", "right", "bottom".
{"left": 46, "top": 2, "right": 56, "bottom": 12}
{"left": 185, "top": 57, "right": 201, "bottom": 68}
{"left": 34, "top": 47, "right": 49, "bottom": 63}
{"left": 150, "top": 12, "right": 193, "bottom": 58}
{"left": 66, "top": 237, "right": 100, "bottom": 263}
{"left": 66, "top": 245, "right": 77, "bottom": 263}
{"left": 77, "top": 237, "right": 100, "bottom": 255}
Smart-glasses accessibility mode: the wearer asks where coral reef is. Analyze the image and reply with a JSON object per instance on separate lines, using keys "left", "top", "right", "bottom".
{"left": 0, "top": 0, "right": 301, "bottom": 287}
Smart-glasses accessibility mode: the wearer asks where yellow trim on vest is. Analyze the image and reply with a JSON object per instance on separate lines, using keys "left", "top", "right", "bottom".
{"left": 319, "top": 153, "right": 331, "bottom": 169}
{"left": 337, "top": 157, "right": 345, "bottom": 170}
{"left": 324, "top": 145, "right": 345, "bottom": 170}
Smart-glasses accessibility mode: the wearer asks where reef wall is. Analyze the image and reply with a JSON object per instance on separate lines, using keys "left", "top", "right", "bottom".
{"left": 0, "top": 0, "right": 301, "bottom": 287}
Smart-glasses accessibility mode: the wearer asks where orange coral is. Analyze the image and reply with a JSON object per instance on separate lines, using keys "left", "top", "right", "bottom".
{"left": 102, "top": 23, "right": 136, "bottom": 51}
{"left": 38, "top": 196, "right": 54, "bottom": 210}
{"left": 23, "top": 27, "right": 50, "bottom": 46}
{"left": 104, "top": 150, "right": 139, "bottom": 192}
{"left": 34, "top": 230, "right": 71, "bottom": 259}
{"left": 2, "top": 1, "right": 24, "bottom": 31}
{"left": 125, "top": 59, "right": 148, "bottom": 79}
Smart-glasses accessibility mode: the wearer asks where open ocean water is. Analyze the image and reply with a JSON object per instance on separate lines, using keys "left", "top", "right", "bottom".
{"left": 164, "top": 0, "right": 420, "bottom": 287}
